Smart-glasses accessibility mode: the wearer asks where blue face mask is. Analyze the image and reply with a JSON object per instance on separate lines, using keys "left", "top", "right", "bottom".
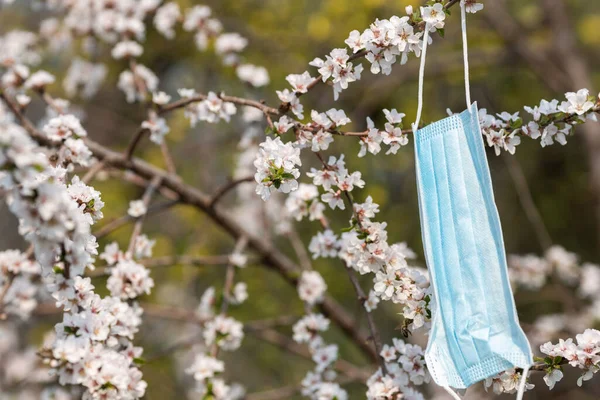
{"left": 411, "top": 5, "right": 532, "bottom": 399}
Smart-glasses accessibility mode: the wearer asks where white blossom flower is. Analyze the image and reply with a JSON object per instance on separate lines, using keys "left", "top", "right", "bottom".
{"left": 236, "top": 64, "right": 270, "bottom": 87}
{"left": 565, "top": 89, "right": 595, "bottom": 115}
{"left": 254, "top": 136, "right": 301, "bottom": 200}
{"left": 154, "top": 2, "right": 180, "bottom": 39}
{"left": 24, "top": 70, "right": 55, "bottom": 90}
{"left": 107, "top": 259, "right": 154, "bottom": 299}
{"left": 298, "top": 271, "right": 327, "bottom": 306}
{"left": 111, "top": 40, "right": 143, "bottom": 59}
{"left": 203, "top": 315, "right": 244, "bottom": 351}
{"left": 43, "top": 114, "right": 87, "bottom": 142}
{"left": 186, "top": 354, "right": 224, "bottom": 381}
{"left": 142, "top": 116, "right": 170, "bottom": 144}
{"left": 152, "top": 91, "right": 171, "bottom": 105}
{"left": 421, "top": 3, "right": 446, "bottom": 31}
{"left": 462, "top": 0, "right": 484, "bottom": 14}
{"left": 286, "top": 71, "right": 314, "bottom": 94}
{"left": 128, "top": 200, "right": 147, "bottom": 218}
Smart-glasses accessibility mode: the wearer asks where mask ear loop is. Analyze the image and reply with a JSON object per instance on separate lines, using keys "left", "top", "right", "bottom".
{"left": 443, "top": 385, "right": 462, "bottom": 400}
{"left": 413, "top": 1, "right": 472, "bottom": 133}
{"left": 461, "top": 0, "right": 472, "bottom": 111}
{"left": 411, "top": 24, "right": 430, "bottom": 133}
{"left": 516, "top": 365, "right": 531, "bottom": 400}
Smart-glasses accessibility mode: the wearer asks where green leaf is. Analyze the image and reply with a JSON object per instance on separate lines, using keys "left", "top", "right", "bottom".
{"left": 553, "top": 356, "right": 563, "bottom": 365}
{"left": 281, "top": 172, "right": 295, "bottom": 180}
{"left": 437, "top": 28, "right": 445, "bottom": 38}
{"left": 510, "top": 118, "right": 523, "bottom": 129}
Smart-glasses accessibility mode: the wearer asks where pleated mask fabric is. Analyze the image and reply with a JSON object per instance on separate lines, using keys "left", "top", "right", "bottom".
{"left": 414, "top": 103, "right": 533, "bottom": 389}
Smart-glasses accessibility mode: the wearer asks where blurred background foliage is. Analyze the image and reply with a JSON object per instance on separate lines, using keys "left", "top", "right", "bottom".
{"left": 1, "top": 0, "right": 600, "bottom": 398}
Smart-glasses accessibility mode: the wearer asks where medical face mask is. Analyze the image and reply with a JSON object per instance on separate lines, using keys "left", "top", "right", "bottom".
{"left": 411, "top": 4, "right": 533, "bottom": 399}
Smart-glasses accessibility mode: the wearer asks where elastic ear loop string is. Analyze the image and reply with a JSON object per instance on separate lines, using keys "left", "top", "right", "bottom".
{"left": 412, "top": 24, "right": 430, "bottom": 132}
{"left": 461, "top": 0, "right": 472, "bottom": 110}
{"left": 413, "top": 2, "right": 472, "bottom": 132}
{"left": 516, "top": 366, "right": 531, "bottom": 400}
{"left": 442, "top": 385, "right": 462, "bottom": 400}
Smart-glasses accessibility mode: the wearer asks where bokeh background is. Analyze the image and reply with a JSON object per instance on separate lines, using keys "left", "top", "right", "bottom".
{"left": 1, "top": 0, "right": 600, "bottom": 398}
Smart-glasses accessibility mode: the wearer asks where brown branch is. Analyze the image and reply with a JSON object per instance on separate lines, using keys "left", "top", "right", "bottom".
{"left": 503, "top": 155, "right": 553, "bottom": 251}
{"left": 286, "top": 228, "right": 313, "bottom": 271}
{"left": 87, "top": 254, "right": 236, "bottom": 278}
{"left": 82, "top": 161, "right": 106, "bottom": 184}
{"left": 95, "top": 199, "right": 178, "bottom": 239}
{"left": 124, "top": 126, "right": 148, "bottom": 161}
{"left": 246, "top": 376, "right": 359, "bottom": 400}
{"left": 246, "top": 327, "right": 372, "bottom": 381}
{"left": 220, "top": 237, "right": 248, "bottom": 315}
{"left": 160, "top": 141, "right": 177, "bottom": 175}
{"left": 158, "top": 93, "right": 279, "bottom": 116}
{"left": 0, "top": 273, "right": 16, "bottom": 320}
{"left": 208, "top": 176, "right": 254, "bottom": 208}
{"left": 127, "top": 175, "right": 162, "bottom": 254}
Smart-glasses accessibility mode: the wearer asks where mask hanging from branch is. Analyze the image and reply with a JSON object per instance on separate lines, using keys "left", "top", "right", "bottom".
{"left": 412, "top": 3, "right": 533, "bottom": 399}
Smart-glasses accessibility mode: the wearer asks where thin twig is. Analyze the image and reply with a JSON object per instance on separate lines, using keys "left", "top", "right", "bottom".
{"left": 503, "top": 155, "right": 553, "bottom": 251}
{"left": 82, "top": 161, "right": 106, "bottom": 184}
{"left": 87, "top": 254, "right": 235, "bottom": 278}
{"left": 95, "top": 199, "right": 178, "bottom": 239}
{"left": 0, "top": 273, "right": 16, "bottom": 320}
{"left": 124, "top": 126, "right": 148, "bottom": 161}
{"left": 208, "top": 176, "right": 254, "bottom": 208}
{"left": 246, "top": 327, "right": 372, "bottom": 381}
{"left": 287, "top": 228, "right": 313, "bottom": 271}
{"left": 127, "top": 175, "right": 162, "bottom": 254}
{"left": 160, "top": 141, "right": 177, "bottom": 175}
{"left": 158, "top": 94, "right": 278, "bottom": 116}
{"left": 220, "top": 237, "right": 248, "bottom": 315}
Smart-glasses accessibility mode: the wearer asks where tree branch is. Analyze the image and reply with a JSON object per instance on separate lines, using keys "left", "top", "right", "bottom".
{"left": 208, "top": 176, "right": 254, "bottom": 208}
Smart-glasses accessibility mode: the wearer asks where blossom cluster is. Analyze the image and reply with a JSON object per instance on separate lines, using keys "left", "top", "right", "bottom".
{"left": 254, "top": 136, "right": 302, "bottom": 200}
{"left": 178, "top": 89, "right": 238, "bottom": 127}
{"left": 475, "top": 89, "right": 599, "bottom": 155}
{"left": 539, "top": 329, "right": 600, "bottom": 389}
{"left": 483, "top": 368, "right": 534, "bottom": 395}
{"left": 0, "top": 249, "right": 41, "bottom": 319}
{"left": 508, "top": 245, "right": 600, "bottom": 386}
{"left": 367, "top": 339, "right": 430, "bottom": 400}
{"left": 0, "top": 322, "right": 71, "bottom": 399}
{"left": 184, "top": 284, "right": 246, "bottom": 399}
{"left": 509, "top": 245, "right": 585, "bottom": 291}
{"left": 359, "top": 110, "right": 409, "bottom": 157}
{"left": 1, "top": 100, "right": 149, "bottom": 398}
{"left": 293, "top": 290, "right": 347, "bottom": 399}
{"left": 298, "top": 153, "right": 430, "bottom": 332}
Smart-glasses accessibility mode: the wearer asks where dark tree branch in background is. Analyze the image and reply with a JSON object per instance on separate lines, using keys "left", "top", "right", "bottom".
{"left": 503, "top": 155, "right": 553, "bottom": 251}
{"left": 95, "top": 199, "right": 179, "bottom": 239}
{"left": 220, "top": 237, "right": 248, "bottom": 315}
{"left": 127, "top": 175, "right": 162, "bottom": 254}
{"left": 208, "top": 176, "right": 255, "bottom": 208}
